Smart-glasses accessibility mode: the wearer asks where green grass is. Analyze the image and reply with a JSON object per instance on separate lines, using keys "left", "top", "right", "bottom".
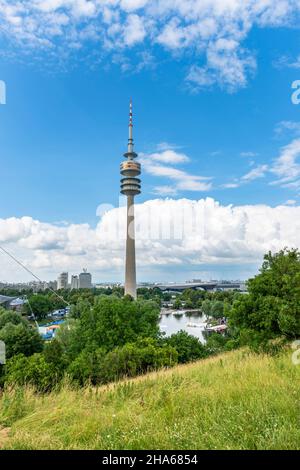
{"left": 1, "top": 348, "right": 300, "bottom": 450}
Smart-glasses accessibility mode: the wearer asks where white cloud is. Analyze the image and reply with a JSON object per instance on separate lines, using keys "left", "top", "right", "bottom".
{"left": 224, "top": 136, "right": 300, "bottom": 192}
{"left": 275, "top": 54, "right": 300, "bottom": 69}
{"left": 222, "top": 183, "right": 240, "bottom": 189}
{"left": 152, "top": 185, "right": 178, "bottom": 196}
{"left": 284, "top": 199, "right": 297, "bottom": 205}
{"left": 1, "top": 197, "right": 300, "bottom": 282}
{"left": 156, "top": 142, "right": 182, "bottom": 151}
{"left": 123, "top": 13, "right": 146, "bottom": 46}
{"left": 140, "top": 148, "right": 212, "bottom": 194}
{"left": 0, "top": 0, "right": 300, "bottom": 91}
{"left": 120, "top": 0, "right": 149, "bottom": 11}
{"left": 242, "top": 164, "right": 269, "bottom": 181}
{"left": 275, "top": 121, "right": 300, "bottom": 137}
{"left": 187, "top": 39, "right": 256, "bottom": 92}
{"left": 240, "top": 151, "right": 258, "bottom": 157}
{"left": 271, "top": 138, "right": 300, "bottom": 186}
{"left": 148, "top": 149, "right": 190, "bottom": 164}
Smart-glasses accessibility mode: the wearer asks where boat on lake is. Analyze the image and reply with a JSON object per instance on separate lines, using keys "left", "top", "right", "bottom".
{"left": 205, "top": 324, "right": 228, "bottom": 333}
{"left": 186, "top": 322, "right": 206, "bottom": 328}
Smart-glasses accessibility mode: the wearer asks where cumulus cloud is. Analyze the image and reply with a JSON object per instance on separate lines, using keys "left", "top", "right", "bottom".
{"left": 1, "top": 197, "right": 300, "bottom": 282}
{"left": 0, "top": 0, "right": 300, "bottom": 91}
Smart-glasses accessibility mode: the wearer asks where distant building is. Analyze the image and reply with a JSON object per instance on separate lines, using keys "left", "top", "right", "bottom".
{"left": 9, "top": 298, "right": 26, "bottom": 311}
{"left": 157, "top": 280, "right": 247, "bottom": 293}
{"left": 0, "top": 295, "right": 16, "bottom": 309}
{"left": 79, "top": 269, "right": 92, "bottom": 289}
{"left": 0, "top": 295, "right": 25, "bottom": 311}
{"left": 71, "top": 275, "right": 79, "bottom": 290}
{"left": 57, "top": 272, "right": 68, "bottom": 290}
{"left": 43, "top": 280, "right": 57, "bottom": 291}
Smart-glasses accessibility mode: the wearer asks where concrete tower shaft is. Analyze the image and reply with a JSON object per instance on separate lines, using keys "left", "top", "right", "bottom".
{"left": 120, "top": 100, "right": 141, "bottom": 299}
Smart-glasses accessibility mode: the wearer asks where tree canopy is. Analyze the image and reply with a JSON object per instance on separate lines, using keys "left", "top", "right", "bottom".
{"left": 229, "top": 248, "right": 300, "bottom": 345}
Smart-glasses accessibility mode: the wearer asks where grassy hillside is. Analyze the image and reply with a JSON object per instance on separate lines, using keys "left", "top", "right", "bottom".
{"left": 1, "top": 348, "right": 300, "bottom": 450}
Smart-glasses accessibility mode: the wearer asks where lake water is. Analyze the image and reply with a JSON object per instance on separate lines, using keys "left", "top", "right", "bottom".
{"left": 159, "top": 311, "right": 207, "bottom": 344}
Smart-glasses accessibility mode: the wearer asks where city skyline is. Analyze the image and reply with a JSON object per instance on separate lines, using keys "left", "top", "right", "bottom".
{"left": 1, "top": 1, "right": 300, "bottom": 282}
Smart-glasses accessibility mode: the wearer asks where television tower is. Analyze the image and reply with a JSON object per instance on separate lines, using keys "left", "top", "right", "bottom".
{"left": 120, "top": 100, "right": 141, "bottom": 299}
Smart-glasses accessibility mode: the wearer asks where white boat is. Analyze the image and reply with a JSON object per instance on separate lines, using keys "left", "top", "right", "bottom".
{"left": 205, "top": 324, "right": 228, "bottom": 333}
{"left": 186, "top": 322, "right": 206, "bottom": 328}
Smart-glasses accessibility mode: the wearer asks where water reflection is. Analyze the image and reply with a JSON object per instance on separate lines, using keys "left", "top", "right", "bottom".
{"left": 159, "top": 311, "right": 207, "bottom": 344}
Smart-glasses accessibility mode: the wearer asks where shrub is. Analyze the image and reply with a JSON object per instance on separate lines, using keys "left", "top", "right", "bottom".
{"left": 164, "top": 330, "right": 208, "bottom": 363}
{"left": 67, "top": 338, "right": 178, "bottom": 385}
{"left": 0, "top": 309, "right": 26, "bottom": 329}
{"left": 0, "top": 323, "right": 43, "bottom": 359}
{"left": 5, "top": 354, "right": 57, "bottom": 392}
{"left": 99, "top": 338, "right": 178, "bottom": 383}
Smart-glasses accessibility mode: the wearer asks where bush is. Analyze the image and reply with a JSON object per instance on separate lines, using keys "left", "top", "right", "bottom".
{"left": 67, "top": 348, "right": 106, "bottom": 386}
{"left": 67, "top": 338, "right": 178, "bottom": 385}
{"left": 5, "top": 354, "right": 58, "bottom": 392}
{"left": 99, "top": 339, "right": 178, "bottom": 383}
{"left": 164, "top": 330, "right": 208, "bottom": 363}
{"left": 0, "top": 309, "right": 26, "bottom": 329}
{"left": 205, "top": 332, "right": 230, "bottom": 355}
{"left": 0, "top": 323, "right": 43, "bottom": 359}
{"left": 43, "top": 339, "right": 68, "bottom": 375}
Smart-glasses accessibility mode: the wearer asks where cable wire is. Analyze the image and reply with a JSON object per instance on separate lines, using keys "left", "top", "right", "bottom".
{"left": 0, "top": 245, "right": 69, "bottom": 306}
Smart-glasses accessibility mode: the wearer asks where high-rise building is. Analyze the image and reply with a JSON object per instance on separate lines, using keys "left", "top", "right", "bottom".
{"left": 120, "top": 101, "right": 141, "bottom": 299}
{"left": 71, "top": 275, "right": 79, "bottom": 290}
{"left": 79, "top": 269, "right": 92, "bottom": 289}
{"left": 57, "top": 272, "right": 68, "bottom": 290}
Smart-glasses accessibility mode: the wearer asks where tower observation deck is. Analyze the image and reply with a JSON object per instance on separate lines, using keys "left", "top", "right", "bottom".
{"left": 120, "top": 101, "right": 141, "bottom": 299}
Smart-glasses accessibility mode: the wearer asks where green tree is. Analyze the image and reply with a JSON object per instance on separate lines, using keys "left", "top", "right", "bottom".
{"left": 201, "top": 299, "right": 212, "bottom": 316}
{"left": 229, "top": 248, "right": 300, "bottom": 346}
{"left": 67, "top": 347, "right": 106, "bottom": 385}
{"left": 58, "top": 296, "right": 160, "bottom": 358}
{"left": 210, "top": 300, "right": 224, "bottom": 319}
{"left": 70, "top": 298, "right": 92, "bottom": 319}
{"left": 0, "top": 323, "right": 43, "bottom": 359}
{"left": 43, "top": 339, "right": 68, "bottom": 375}
{"left": 0, "top": 309, "right": 26, "bottom": 329}
{"left": 173, "top": 298, "right": 182, "bottom": 310}
{"left": 23, "top": 294, "right": 53, "bottom": 320}
{"left": 165, "top": 330, "right": 208, "bottom": 363}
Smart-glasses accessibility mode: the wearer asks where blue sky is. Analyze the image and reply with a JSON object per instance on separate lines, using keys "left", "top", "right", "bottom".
{"left": 1, "top": 0, "right": 300, "bottom": 282}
